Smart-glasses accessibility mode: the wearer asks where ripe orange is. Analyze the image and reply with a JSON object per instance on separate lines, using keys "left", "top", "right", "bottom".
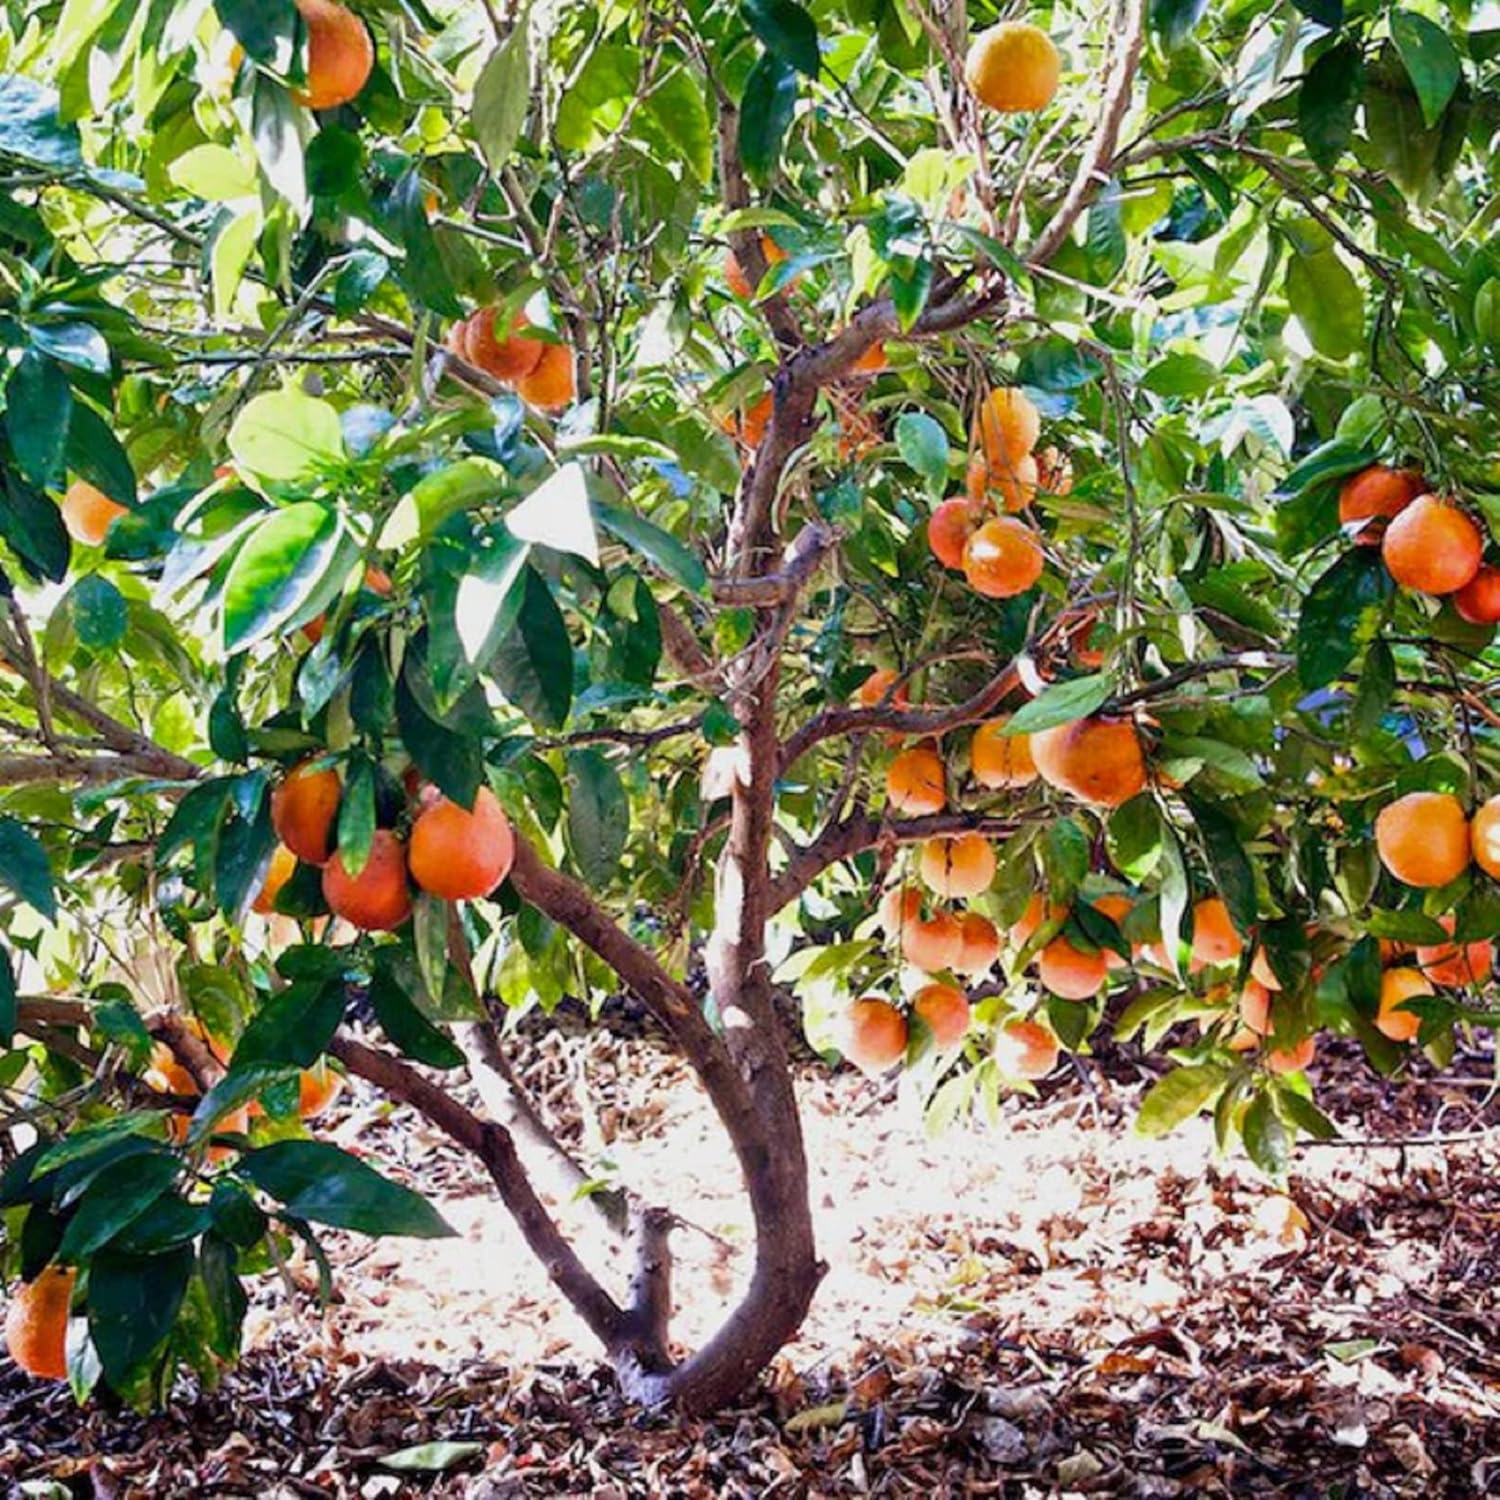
{"left": 322, "top": 829, "right": 413, "bottom": 931}
{"left": 145, "top": 1040, "right": 199, "bottom": 1099}
{"left": 251, "top": 843, "right": 298, "bottom": 915}
{"left": 1037, "top": 934, "right": 1108, "bottom": 999}
{"left": 1338, "top": 464, "right": 1424, "bottom": 541}
{"left": 912, "top": 983, "right": 970, "bottom": 1048}
{"left": 271, "top": 760, "right": 342, "bottom": 867}
{"left": 466, "top": 308, "right": 545, "bottom": 383}
{"left": 850, "top": 341, "right": 887, "bottom": 375}
{"left": 994, "top": 1019, "right": 1059, "bottom": 1079}
{"left": 962, "top": 517, "right": 1044, "bottom": 598}
{"left": 1091, "top": 893, "right": 1132, "bottom": 971}
{"left": 918, "top": 832, "right": 996, "bottom": 899}
{"left": 1265, "top": 1036, "right": 1316, "bottom": 1074}
{"left": 1473, "top": 795, "right": 1500, "bottom": 878}
{"left": 408, "top": 786, "right": 515, "bottom": 901}
{"left": 964, "top": 452, "right": 990, "bottom": 505}
{"left": 1250, "top": 946, "right": 1282, "bottom": 990}
{"left": 1239, "top": 978, "right": 1274, "bottom": 1037}
{"left": 1374, "top": 791, "right": 1469, "bottom": 888}
{"left": 516, "top": 342, "right": 576, "bottom": 410}
{"left": 1030, "top": 716, "right": 1147, "bottom": 807}
{"left": 878, "top": 884, "right": 921, "bottom": 937}
{"left": 292, "top": 0, "right": 374, "bottom": 110}
{"left": 4, "top": 1265, "right": 75, "bottom": 1380}
{"left": 60, "top": 480, "right": 127, "bottom": 545}
{"left": 855, "top": 667, "right": 909, "bottom": 712}
{"left": 886, "top": 745, "right": 946, "bottom": 815}
{"left": 1035, "top": 446, "right": 1073, "bottom": 496}
{"left": 299, "top": 1060, "right": 344, "bottom": 1119}
{"left": 1377, "top": 966, "right": 1431, "bottom": 1042}
{"left": 1455, "top": 565, "right": 1500, "bottom": 625}
{"left": 724, "top": 235, "right": 788, "bottom": 300}
{"left": 953, "top": 912, "right": 1000, "bottom": 977}
{"left": 1189, "top": 897, "right": 1243, "bottom": 970}
{"left": 992, "top": 451, "right": 1039, "bottom": 512}
{"left": 971, "top": 718, "right": 1037, "bottom": 788}
{"left": 901, "top": 909, "right": 964, "bottom": 972}
{"left": 928, "top": 497, "right": 979, "bottom": 570}
{"left": 1064, "top": 608, "right": 1107, "bottom": 669}
{"left": 1381, "top": 495, "right": 1484, "bottom": 595}
{"left": 965, "top": 22, "right": 1061, "bottom": 112}
{"left": 844, "top": 998, "right": 908, "bottom": 1074}
{"left": 976, "top": 387, "right": 1041, "bottom": 469}
{"left": 721, "top": 390, "right": 773, "bottom": 449}
{"left": 1008, "top": 892, "right": 1062, "bottom": 951}
{"left": 1414, "top": 914, "right": 1492, "bottom": 988}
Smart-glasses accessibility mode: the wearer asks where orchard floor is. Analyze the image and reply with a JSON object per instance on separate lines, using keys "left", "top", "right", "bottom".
{"left": 5, "top": 1012, "right": 1500, "bottom": 1499}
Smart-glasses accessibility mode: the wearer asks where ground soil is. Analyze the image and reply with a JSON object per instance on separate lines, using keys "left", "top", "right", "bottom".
{"left": 3, "top": 1012, "right": 1499, "bottom": 1497}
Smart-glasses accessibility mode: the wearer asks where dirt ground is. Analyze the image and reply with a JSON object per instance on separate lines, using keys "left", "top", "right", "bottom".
{"left": 4, "top": 1013, "right": 1500, "bottom": 1498}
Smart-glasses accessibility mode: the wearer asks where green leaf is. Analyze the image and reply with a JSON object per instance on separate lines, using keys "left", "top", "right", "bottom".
{"left": 895, "top": 413, "right": 949, "bottom": 492}
{"left": 212, "top": 207, "right": 262, "bottom": 324}
{"left": 1141, "top": 351, "right": 1218, "bottom": 398}
{"left": 1352, "top": 638, "right": 1395, "bottom": 738}
{"left": 379, "top": 1442, "right": 485, "bottom": 1474}
{"left": 1150, "top": 0, "right": 1208, "bottom": 50}
{"left": 489, "top": 567, "right": 573, "bottom": 729}
{"left": 738, "top": 52, "right": 798, "bottom": 183}
{"left": 1135, "top": 1062, "right": 1228, "bottom": 1138}
{"left": 472, "top": 25, "right": 530, "bottom": 173}
{"left": 335, "top": 757, "right": 376, "bottom": 878}
{"left": 66, "top": 399, "right": 137, "bottom": 507}
{"left": 1276, "top": 1088, "right": 1339, "bottom": 1141}
{"left": 199, "top": 1233, "right": 247, "bottom": 1360}
{"left": 0, "top": 946, "right": 14, "bottom": 1045}
{"left": 566, "top": 748, "right": 629, "bottom": 888}
{"left": 228, "top": 978, "right": 345, "bottom": 1074}
{"left": 7, "top": 349, "right": 71, "bottom": 487}
{"left": 222, "top": 503, "right": 341, "bottom": 652}
{"left": 216, "top": 0, "right": 297, "bottom": 65}
{"left": 395, "top": 655, "right": 486, "bottom": 808}
{"left": 392, "top": 171, "right": 463, "bottom": 318}
{"left": 86, "top": 1245, "right": 194, "bottom": 1385}
{"left": 1290, "top": 0, "right": 1341, "bottom": 24}
{"left": 743, "top": 0, "right": 820, "bottom": 77}
{"left": 0, "top": 817, "right": 56, "bottom": 920}
{"left": 1300, "top": 42, "right": 1363, "bottom": 171}
{"left": 30, "top": 322, "right": 109, "bottom": 375}
{"left": 1391, "top": 10, "right": 1462, "bottom": 128}
{"left": 0, "top": 75, "right": 82, "bottom": 168}
{"left": 1296, "top": 548, "right": 1392, "bottom": 688}
{"left": 70, "top": 573, "right": 127, "bottom": 650}
{"left": 168, "top": 143, "right": 258, "bottom": 201}
{"left": 1108, "top": 796, "right": 1163, "bottom": 881}
{"left": 227, "top": 389, "right": 344, "bottom": 482}
{"left": 506, "top": 463, "right": 599, "bottom": 564}
{"left": 370, "top": 953, "right": 464, "bottom": 1069}
{"left": 1286, "top": 247, "right": 1363, "bottom": 359}
{"left": 240, "top": 1140, "right": 455, "bottom": 1238}
{"left": 59, "top": 1151, "right": 178, "bottom": 1260}
{"left": 595, "top": 502, "right": 709, "bottom": 595}
{"left": 1242, "top": 1091, "right": 1290, "bottom": 1178}
{"left": 1276, "top": 439, "right": 1375, "bottom": 497}
{"left": 1184, "top": 796, "right": 1257, "bottom": 935}
{"left": 1004, "top": 674, "right": 1112, "bottom": 736}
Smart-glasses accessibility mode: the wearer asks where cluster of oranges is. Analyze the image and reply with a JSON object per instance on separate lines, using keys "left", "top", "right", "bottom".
{"left": 446, "top": 307, "right": 577, "bottom": 411}
{"left": 261, "top": 761, "right": 517, "bottom": 931}
{"left": 1338, "top": 463, "right": 1500, "bottom": 621}
{"left": 928, "top": 388, "right": 1070, "bottom": 599}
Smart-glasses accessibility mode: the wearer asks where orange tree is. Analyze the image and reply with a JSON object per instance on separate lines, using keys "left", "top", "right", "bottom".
{"left": 2, "top": 0, "right": 1498, "bottom": 1413}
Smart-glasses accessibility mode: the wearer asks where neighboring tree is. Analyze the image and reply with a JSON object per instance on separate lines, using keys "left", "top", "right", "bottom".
{"left": 1, "top": 0, "right": 1497, "bottom": 1414}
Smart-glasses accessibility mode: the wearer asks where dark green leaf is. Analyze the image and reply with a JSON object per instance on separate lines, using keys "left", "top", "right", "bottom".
{"left": 1290, "top": 0, "right": 1341, "bottom": 23}
{"left": 1296, "top": 548, "right": 1392, "bottom": 688}
{"left": 304, "top": 125, "right": 362, "bottom": 197}
{"left": 0, "top": 470, "right": 69, "bottom": 581}
{"left": 1286, "top": 248, "right": 1363, "bottom": 359}
{"left": 393, "top": 171, "right": 463, "bottom": 317}
{"left": 70, "top": 573, "right": 127, "bottom": 649}
{"left": 228, "top": 978, "right": 345, "bottom": 1074}
{"left": 894, "top": 413, "right": 949, "bottom": 492}
{"left": 6, "top": 349, "right": 71, "bottom": 486}
{"left": 1300, "top": 42, "right": 1363, "bottom": 171}
{"left": 1352, "top": 638, "right": 1395, "bottom": 738}
{"left": 1391, "top": 9, "right": 1462, "bottom": 128}
{"left": 1275, "top": 1087, "right": 1340, "bottom": 1140}
{"left": 198, "top": 1233, "right": 247, "bottom": 1360}
{"left": 1003, "top": 674, "right": 1112, "bottom": 735}
{"left": 222, "top": 503, "right": 341, "bottom": 652}
{"left": 566, "top": 748, "right": 629, "bottom": 888}
{"left": 738, "top": 52, "right": 798, "bottom": 183}
{"left": 30, "top": 322, "right": 109, "bottom": 375}
{"left": 240, "top": 1140, "right": 455, "bottom": 1237}
{"left": 335, "top": 757, "right": 376, "bottom": 879}
{"left": 66, "top": 399, "right": 138, "bottom": 507}
{"left": 1242, "top": 1090, "right": 1290, "bottom": 1177}
{"left": 209, "top": 1181, "right": 269, "bottom": 1248}
{"left": 396, "top": 660, "right": 485, "bottom": 808}
{"left": 595, "top": 503, "right": 709, "bottom": 595}
{"left": 0, "top": 816, "right": 55, "bottom": 919}
{"left": 370, "top": 953, "right": 464, "bottom": 1069}
{"left": 1149, "top": 0, "right": 1208, "bottom": 50}
{"left": 489, "top": 567, "right": 573, "bottom": 729}
{"left": 1185, "top": 796, "right": 1257, "bottom": 934}
{"left": 743, "top": 0, "right": 820, "bottom": 77}
{"left": 59, "top": 1152, "right": 178, "bottom": 1259}
{"left": 86, "top": 1244, "right": 193, "bottom": 1385}
{"left": 215, "top": 0, "right": 298, "bottom": 65}
{"left": 0, "top": 945, "right": 14, "bottom": 1045}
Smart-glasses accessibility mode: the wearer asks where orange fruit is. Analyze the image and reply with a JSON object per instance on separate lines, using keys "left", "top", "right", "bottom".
{"left": 466, "top": 308, "right": 545, "bottom": 383}
{"left": 1266, "top": 1036, "right": 1316, "bottom": 1074}
{"left": 720, "top": 390, "right": 773, "bottom": 449}
{"left": 408, "top": 786, "right": 515, "bottom": 901}
{"left": 962, "top": 517, "right": 1044, "bottom": 598}
{"left": 918, "top": 833, "right": 996, "bottom": 899}
{"left": 878, "top": 883, "right": 920, "bottom": 933}
{"left": 844, "top": 998, "right": 908, "bottom": 1075}
{"left": 886, "top": 745, "right": 946, "bottom": 815}
{"left": 1381, "top": 495, "right": 1484, "bottom": 595}
{"left": 1250, "top": 946, "right": 1282, "bottom": 990}
{"left": 976, "top": 387, "right": 1041, "bottom": 470}
{"left": 912, "top": 983, "right": 970, "bottom": 1048}
{"left": 1091, "top": 893, "right": 1133, "bottom": 971}
{"left": 1374, "top": 791, "right": 1470, "bottom": 888}
{"left": 1376, "top": 966, "right": 1431, "bottom": 1042}
{"left": 299, "top": 1060, "right": 344, "bottom": 1119}
{"left": 724, "top": 235, "right": 788, "bottom": 300}
{"left": 1008, "top": 892, "right": 1062, "bottom": 950}
{"left": 1064, "top": 608, "right": 1107, "bottom": 669}
{"left": 251, "top": 843, "right": 298, "bottom": 915}
{"left": 1189, "top": 897, "right": 1243, "bottom": 970}
{"left": 5, "top": 1265, "right": 75, "bottom": 1380}
{"left": 971, "top": 718, "right": 1037, "bottom": 788}
{"left": 1037, "top": 935, "right": 1108, "bottom": 999}
{"left": 992, "top": 451, "right": 1039, "bottom": 512}
{"left": 1030, "top": 717, "right": 1147, "bottom": 807}
{"left": 964, "top": 452, "right": 989, "bottom": 505}
{"left": 901, "top": 909, "right": 964, "bottom": 972}
{"left": 1415, "top": 914, "right": 1491, "bottom": 988}
{"left": 929, "top": 497, "right": 979, "bottom": 570}
{"left": 203, "top": 1105, "right": 251, "bottom": 1165}
{"left": 855, "top": 667, "right": 909, "bottom": 712}
{"left": 292, "top": 0, "right": 374, "bottom": 110}
{"left": 1035, "top": 446, "right": 1073, "bottom": 496}
{"left": 322, "top": 828, "right": 413, "bottom": 931}
{"left": 953, "top": 912, "right": 1000, "bottom": 977}
{"left": 994, "top": 1019, "right": 1059, "bottom": 1079}
{"left": 1239, "top": 978, "right": 1274, "bottom": 1037}
{"left": 1338, "top": 465, "right": 1424, "bottom": 541}
{"left": 1472, "top": 795, "right": 1500, "bottom": 878}
{"left": 271, "top": 760, "right": 342, "bottom": 867}
{"left": 964, "top": 22, "right": 1061, "bottom": 113}
{"left": 60, "top": 480, "right": 127, "bottom": 545}
{"left": 145, "top": 1042, "right": 199, "bottom": 1099}
{"left": 1454, "top": 565, "right": 1500, "bottom": 625}
{"left": 850, "top": 341, "right": 887, "bottom": 374}
{"left": 516, "top": 342, "right": 576, "bottom": 410}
